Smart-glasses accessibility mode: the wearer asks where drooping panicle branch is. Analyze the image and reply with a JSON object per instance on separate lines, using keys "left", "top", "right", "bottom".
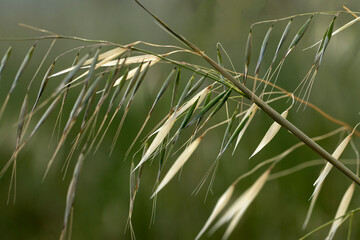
{"left": 133, "top": 0, "right": 360, "bottom": 185}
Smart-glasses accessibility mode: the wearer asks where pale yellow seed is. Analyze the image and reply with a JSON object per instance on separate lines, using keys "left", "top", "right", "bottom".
{"left": 84, "top": 47, "right": 126, "bottom": 65}
{"left": 250, "top": 110, "right": 288, "bottom": 158}
{"left": 114, "top": 58, "right": 160, "bottom": 87}
{"left": 211, "top": 169, "right": 270, "bottom": 237}
{"left": 151, "top": 136, "right": 202, "bottom": 198}
{"left": 221, "top": 169, "right": 270, "bottom": 240}
{"left": 195, "top": 185, "right": 234, "bottom": 240}
{"left": 233, "top": 103, "right": 258, "bottom": 154}
{"left": 133, "top": 116, "right": 176, "bottom": 171}
{"left": 133, "top": 86, "right": 211, "bottom": 171}
{"left": 305, "top": 132, "right": 353, "bottom": 229}
{"left": 312, "top": 133, "right": 352, "bottom": 197}
{"left": 51, "top": 47, "right": 127, "bottom": 78}
{"left": 326, "top": 183, "right": 355, "bottom": 240}
{"left": 97, "top": 54, "right": 157, "bottom": 67}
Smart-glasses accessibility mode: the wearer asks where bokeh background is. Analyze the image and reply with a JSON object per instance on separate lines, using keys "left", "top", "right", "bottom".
{"left": 1, "top": 0, "right": 360, "bottom": 239}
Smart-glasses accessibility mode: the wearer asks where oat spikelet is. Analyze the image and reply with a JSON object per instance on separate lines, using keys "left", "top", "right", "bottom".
{"left": 174, "top": 85, "right": 212, "bottom": 118}
{"left": 84, "top": 47, "right": 126, "bottom": 65}
{"left": 51, "top": 47, "right": 127, "bottom": 77}
{"left": 250, "top": 110, "right": 288, "bottom": 158}
{"left": 304, "top": 16, "right": 360, "bottom": 51}
{"left": 195, "top": 185, "right": 234, "bottom": 240}
{"left": 133, "top": 86, "right": 210, "bottom": 171}
{"left": 211, "top": 169, "right": 270, "bottom": 239}
{"left": 114, "top": 58, "right": 160, "bottom": 87}
{"left": 211, "top": 191, "right": 247, "bottom": 234}
{"left": 151, "top": 136, "right": 202, "bottom": 198}
{"left": 60, "top": 146, "right": 86, "bottom": 240}
{"left": 312, "top": 132, "right": 353, "bottom": 198}
{"left": 133, "top": 116, "right": 176, "bottom": 171}
{"left": 232, "top": 103, "right": 257, "bottom": 155}
{"left": 325, "top": 183, "right": 355, "bottom": 240}
{"left": 304, "top": 130, "right": 355, "bottom": 229}
{"left": 96, "top": 54, "right": 157, "bottom": 67}
{"left": 222, "top": 169, "right": 270, "bottom": 240}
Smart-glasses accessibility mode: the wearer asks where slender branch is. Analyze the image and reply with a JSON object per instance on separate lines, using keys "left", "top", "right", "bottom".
{"left": 133, "top": 0, "right": 360, "bottom": 185}
{"left": 242, "top": 74, "right": 360, "bottom": 137}
{"left": 2, "top": 28, "right": 357, "bottom": 135}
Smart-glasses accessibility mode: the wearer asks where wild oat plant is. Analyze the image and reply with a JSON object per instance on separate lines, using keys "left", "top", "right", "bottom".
{"left": 1, "top": 2, "right": 360, "bottom": 239}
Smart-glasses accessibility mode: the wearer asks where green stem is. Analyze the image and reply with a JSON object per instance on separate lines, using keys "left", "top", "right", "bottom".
{"left": 134, "top": 0, "right": 360, "bottom": 185}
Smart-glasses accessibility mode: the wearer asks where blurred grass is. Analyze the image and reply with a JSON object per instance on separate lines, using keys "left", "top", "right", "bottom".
{"left": 1, "top": 0, "right": 360, "bottom": 239}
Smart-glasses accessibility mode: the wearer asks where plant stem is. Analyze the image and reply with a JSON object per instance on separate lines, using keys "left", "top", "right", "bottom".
{"left": 196, "top": 51, "right": 360, "bottom": 185}
{"left": 134, "top": 0, "right": 360, "bottom": 185}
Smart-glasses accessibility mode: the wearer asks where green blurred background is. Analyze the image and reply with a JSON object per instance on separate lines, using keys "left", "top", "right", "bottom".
{"left": 1, "top": 0, "right": 360, "bottom": 239}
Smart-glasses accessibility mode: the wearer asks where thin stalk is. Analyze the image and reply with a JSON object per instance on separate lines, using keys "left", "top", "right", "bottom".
{"left": 134, "top": 0, "right": 360, "bottom": 185}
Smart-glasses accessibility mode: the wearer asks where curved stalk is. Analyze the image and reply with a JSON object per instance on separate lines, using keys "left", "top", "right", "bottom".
{"left": 134, "top": 0, "right": 360, "bottom": 185}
